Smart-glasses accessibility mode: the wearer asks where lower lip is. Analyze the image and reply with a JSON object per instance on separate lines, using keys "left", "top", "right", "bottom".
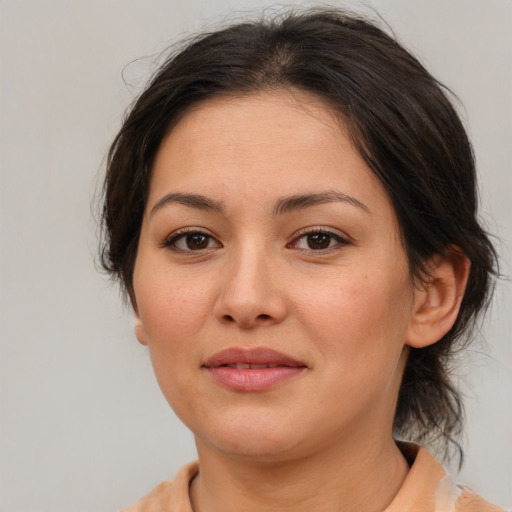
{"left": 205, "top": 366, "right": 306, "bottom": 391}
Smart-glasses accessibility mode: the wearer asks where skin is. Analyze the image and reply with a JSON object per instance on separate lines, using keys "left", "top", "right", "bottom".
{"left": 132, "top": 91, "right": 469, "bottom": 512}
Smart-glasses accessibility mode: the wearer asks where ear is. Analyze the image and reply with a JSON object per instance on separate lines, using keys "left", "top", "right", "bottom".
{"left": 133, "top": 308, "right": 148, "bottom": 346}
{"left": 406, "top": 248, "right": 470, "bottom": 349}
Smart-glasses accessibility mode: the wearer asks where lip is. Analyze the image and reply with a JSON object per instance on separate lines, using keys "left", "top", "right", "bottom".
{"left": 203, "top": 347, "right": 308, "bottom": 392}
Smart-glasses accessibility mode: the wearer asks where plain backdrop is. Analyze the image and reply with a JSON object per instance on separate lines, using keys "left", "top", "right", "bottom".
{"left": 1, "top": 0, "right": 511, "bottom": 510}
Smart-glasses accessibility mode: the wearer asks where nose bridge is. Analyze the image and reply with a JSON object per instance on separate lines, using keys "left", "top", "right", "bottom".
{"left": 215, "top": 237, "right": 286, "bottom": 328}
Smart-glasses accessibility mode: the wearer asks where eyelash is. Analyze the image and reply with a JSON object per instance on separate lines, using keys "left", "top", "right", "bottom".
{"left": 162, "top": 227, "right": 221, "bottom": 252}
{"left": 288, "top": 227, "right": 350, "bottom": 252}
{"left": 162, "top": 227, "right": 350, "bottom": 253}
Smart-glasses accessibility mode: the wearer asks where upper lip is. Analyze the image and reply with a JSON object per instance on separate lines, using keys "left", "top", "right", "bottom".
{"left": 203, "top": 347, "right": 307, "bottom": 368}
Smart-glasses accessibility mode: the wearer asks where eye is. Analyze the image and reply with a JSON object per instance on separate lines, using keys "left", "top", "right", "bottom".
{"left": 289, "top": 229, "right": 349, "bottom": 251}
{"left": 164, "top": 230, "right": 221, "bottom": 252}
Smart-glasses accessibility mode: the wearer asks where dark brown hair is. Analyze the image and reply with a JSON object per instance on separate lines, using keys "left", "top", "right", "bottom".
{"left": 100, "top": 8, "right": 498, "bottom": 460}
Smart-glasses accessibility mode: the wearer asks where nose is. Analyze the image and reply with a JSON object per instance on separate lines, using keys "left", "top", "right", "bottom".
{"left": 213, "top": 244, "right": 288, "bottom": 329}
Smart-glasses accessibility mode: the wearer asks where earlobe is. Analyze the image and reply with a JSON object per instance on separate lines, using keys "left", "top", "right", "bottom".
{"left": 133, "top": 310, "right": 149, "bottom": 346}
{"left": 406, "top": 249, "right": 470, "bottom": 349}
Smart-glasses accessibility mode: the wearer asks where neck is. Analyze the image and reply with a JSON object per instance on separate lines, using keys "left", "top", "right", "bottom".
{"left": 190, "top": 434, "right": 409, "bottom": 512}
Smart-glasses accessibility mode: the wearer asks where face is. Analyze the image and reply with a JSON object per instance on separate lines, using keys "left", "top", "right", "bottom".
{"left": 133, "top": 91, "right": 419, "bottom": 461}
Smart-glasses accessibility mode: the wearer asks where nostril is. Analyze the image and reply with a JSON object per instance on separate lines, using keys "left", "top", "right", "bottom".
{"left": 223, "top": 314, "right": 235, "bottom": 322}
{"left": 257, "top": 314, "right": 271, "bottom": 320}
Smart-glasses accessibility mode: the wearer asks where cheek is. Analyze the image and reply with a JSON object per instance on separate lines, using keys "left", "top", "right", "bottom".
{"left": 134, "top": 279, "right": 213, "bottom": 417}
{"left": 298, "top": 273, "right": 413, "bottom": 424}
{"left": 136, "top": 275, "right": 214, "bottom": 341}
{"left": 133, "top": 263, "right": 216, "bottom": 392}
{"left": 294, "top": 265, "right": 413, "bottom": 370}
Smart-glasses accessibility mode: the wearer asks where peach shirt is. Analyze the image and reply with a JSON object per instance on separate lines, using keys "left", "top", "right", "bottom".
{"left": 121, "top": 445, "right": 506, "bottom": 512}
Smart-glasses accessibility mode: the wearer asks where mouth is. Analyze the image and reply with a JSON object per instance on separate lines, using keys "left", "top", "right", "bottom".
{"left": 203, "top": 347, "right": 308, "bottom": 392}
{"left": 216, "top": 362, "right": 292, "bottom": 369}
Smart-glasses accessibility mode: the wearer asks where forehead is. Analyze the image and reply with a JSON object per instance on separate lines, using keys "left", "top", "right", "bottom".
{"left": 169, "top": 90, "right": 344, "bottom": 148}
{"left": 148, "top": 90, "right": 394, "bottom": 222}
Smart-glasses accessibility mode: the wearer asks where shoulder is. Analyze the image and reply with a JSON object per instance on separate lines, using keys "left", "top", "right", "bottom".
{"left": 455, "top": 487, "right": 508, "bottom": 512}
{"left": 394, "top": 443, "right": 507, "bottom": 512}
{"left": 436, "top": 470, "right": 507, "bottom": 512}
{"left": 121, "top": 480, "right": 174, "bottom": 512}
{"left": 119, "top": 461, "right": 199, "bottom": 512}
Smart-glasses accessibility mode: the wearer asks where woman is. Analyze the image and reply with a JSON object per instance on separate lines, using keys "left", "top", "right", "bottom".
{"left": 101, "top": 9, "right": 504, "bottom": 512}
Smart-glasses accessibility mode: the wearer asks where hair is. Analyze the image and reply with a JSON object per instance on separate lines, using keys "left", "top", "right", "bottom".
{"left": 100, "top": 8, "right": 498, "bottom": 460}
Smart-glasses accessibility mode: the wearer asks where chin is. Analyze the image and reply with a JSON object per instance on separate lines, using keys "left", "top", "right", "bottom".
{"left": 205, "top": 434, "right": 301, "bottom": 462}
{"left": 193, "top": 411, "right": 308, "bottom": 461}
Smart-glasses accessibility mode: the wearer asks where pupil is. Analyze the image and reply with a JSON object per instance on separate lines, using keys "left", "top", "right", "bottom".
{"left": 187, "top": 233, "right": 208, "bottom": 250}
{"left": 308, "top": 233, "right": 331, "bottom": 249}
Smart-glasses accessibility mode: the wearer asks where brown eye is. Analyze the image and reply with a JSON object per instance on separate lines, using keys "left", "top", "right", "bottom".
{"left": 165, "top": 231, "right": 221, "bottom": 251}
{"left": 290, "top": 229, "right": 349, "bottom": 251}
{"left": 306, "top": 233, "right": 332, "bottom": 250}
{"left": 185, "top": 233, "right": 210, "bottom": 250}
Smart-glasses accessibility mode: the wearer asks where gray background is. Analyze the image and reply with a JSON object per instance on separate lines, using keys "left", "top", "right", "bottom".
{"left": 1, "top": 0, "right": 511, "bottom": 510}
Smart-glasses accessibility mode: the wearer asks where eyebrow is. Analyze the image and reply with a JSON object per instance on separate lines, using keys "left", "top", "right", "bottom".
{"left": 150, "top": 190, "right": 371, "bottom": 217}
{"left": 150, "top": 192, "right": 225, "bottom": 217}
{"left": 273, "top": 190, "right": 371, "bottom": 216}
